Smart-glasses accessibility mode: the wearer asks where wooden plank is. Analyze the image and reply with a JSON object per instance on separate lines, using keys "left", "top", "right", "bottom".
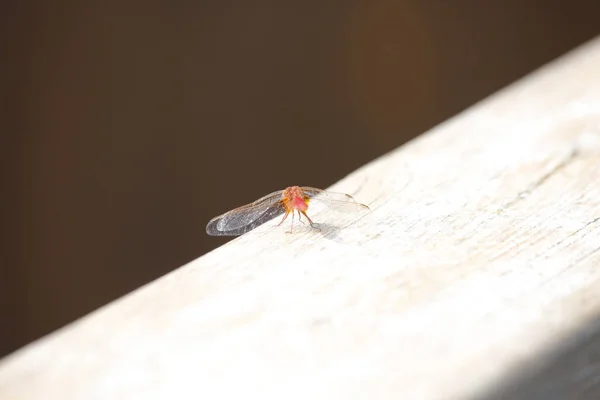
{"left": 2, "top": 37, "right": 600, "bottom": 400}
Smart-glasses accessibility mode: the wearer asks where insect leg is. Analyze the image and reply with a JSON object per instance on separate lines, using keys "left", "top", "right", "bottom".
{"left": 277, "top": 211, "right": 290, "bottom": 226}
{"left": 289, "top": 210, "right": 295, "bottom": 233}
{"left": 301, "top": 211, "right": 320, "bottom": 231}
{"left": 298, "top": 212, "right": 306, "bottom": 225}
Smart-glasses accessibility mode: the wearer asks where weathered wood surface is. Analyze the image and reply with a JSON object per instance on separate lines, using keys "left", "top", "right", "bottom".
{"left": 2, "top": 37, "right": 600, "bottom": 400}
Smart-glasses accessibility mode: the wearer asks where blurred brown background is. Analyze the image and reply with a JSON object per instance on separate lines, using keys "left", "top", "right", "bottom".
{"left": 1, "top": 1, "right": 598, "bottom": 357}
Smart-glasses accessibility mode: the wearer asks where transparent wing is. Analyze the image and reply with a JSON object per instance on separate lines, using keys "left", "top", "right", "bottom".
{"left": 206, "top": 191, "right": 285, "bottom": 236}
{"left": 301, "top": 186, "right": 370, "bottom": 212}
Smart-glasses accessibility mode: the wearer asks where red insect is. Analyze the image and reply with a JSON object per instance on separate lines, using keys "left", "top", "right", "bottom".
{"left": 206, "top": 186, "right": 369, "bottom": 236}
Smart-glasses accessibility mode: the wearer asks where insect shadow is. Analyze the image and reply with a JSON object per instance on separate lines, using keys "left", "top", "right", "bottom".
{"left": 308, "top": 222, "right": 344, "bottom": 242}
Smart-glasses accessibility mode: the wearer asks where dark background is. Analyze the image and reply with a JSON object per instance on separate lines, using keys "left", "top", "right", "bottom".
{"left": 1, "top": 1, "right": 598, "bottom": 358}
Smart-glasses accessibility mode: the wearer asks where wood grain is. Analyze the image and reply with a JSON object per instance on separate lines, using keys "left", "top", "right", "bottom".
{"left": 2, "top": 37, "right": 600, "bottom": 400}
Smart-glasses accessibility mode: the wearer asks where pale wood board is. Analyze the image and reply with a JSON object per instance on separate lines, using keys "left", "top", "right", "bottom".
{"left": 2, "top": 37, "right": 600, "bottom": 400}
